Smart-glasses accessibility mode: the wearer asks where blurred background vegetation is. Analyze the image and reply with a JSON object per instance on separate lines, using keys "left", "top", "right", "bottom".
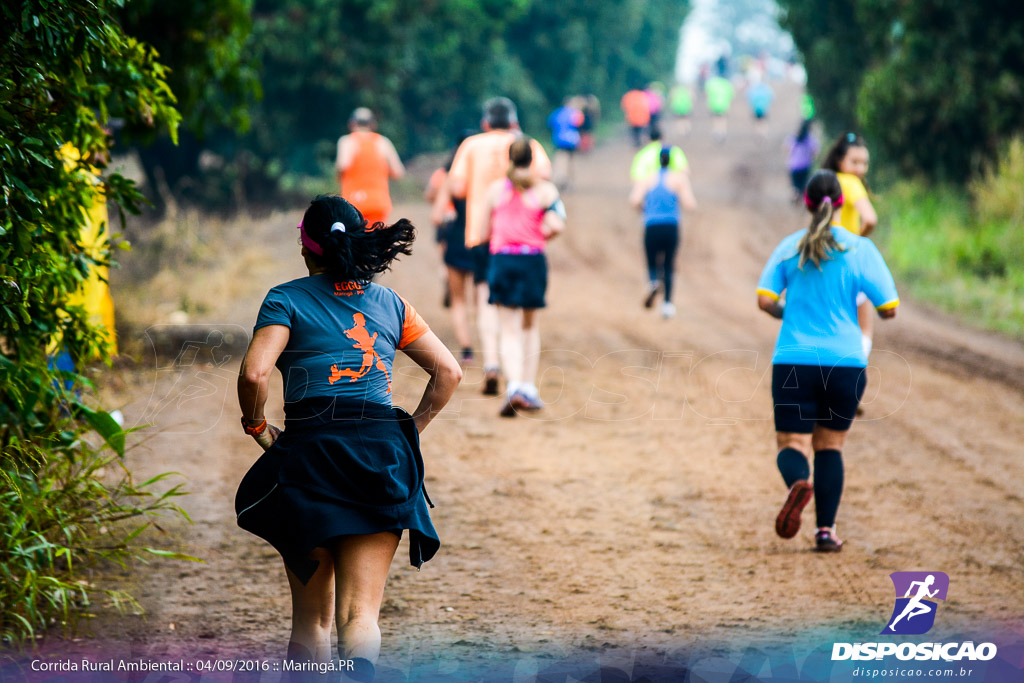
{"left": 778, "top": 0, "right": 1024, "bottom": 337}
{"left": 114, "top": 0, "right": 690, "bottom": 215}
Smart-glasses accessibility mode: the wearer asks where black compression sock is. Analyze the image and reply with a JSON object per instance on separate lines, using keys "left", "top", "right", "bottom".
{"left": 777, "top": 447, "right": 810, "bottom": 488}
{"left": 814, "top": 449, "right": 844, "bottom": 528}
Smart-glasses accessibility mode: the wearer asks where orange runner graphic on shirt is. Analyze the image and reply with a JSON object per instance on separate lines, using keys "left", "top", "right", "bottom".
{"left": 327, "top": 312, "right": 392, "bottom": 393}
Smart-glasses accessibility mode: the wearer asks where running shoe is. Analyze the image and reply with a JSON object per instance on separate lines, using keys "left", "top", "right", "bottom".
{"left": 814, "top": 527, "right": 844, "bottom": 553}
{"left": 460, "top": 347, "right": 475, "bottom": 363}
{"left": 515, "top": 392, "right": 544, "bottom": 411}
{"left": 644, "top": 281, "right": 661, "bottom": 309}
{"left": 661, "top": 301, "right": 676, "bottom": 319}
{"left": 499, "top": 393, "right": 519, "bottom": 418}
{"left": 775, "top": 479, "right": 813, "bottom": 539}
{"left": 483, "top": 368, "right": 501, "bottom": 396}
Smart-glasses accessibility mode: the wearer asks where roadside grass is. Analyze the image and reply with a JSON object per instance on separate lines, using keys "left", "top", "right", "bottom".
{"left": 877, "top": 143, "right": 1024, "bottom": 339}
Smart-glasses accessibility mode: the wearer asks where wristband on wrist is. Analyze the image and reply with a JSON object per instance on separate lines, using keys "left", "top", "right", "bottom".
{"left": 241, "top": 416, "right": 267, "bottom": 437}
{"left": 546, "top": 198, "right": 567, "bottom": 221}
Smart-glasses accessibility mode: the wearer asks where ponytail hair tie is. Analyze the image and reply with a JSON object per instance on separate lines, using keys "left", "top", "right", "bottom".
{"left": 331, "top": 221, "right": 346, "bottom": 233}
{"left": 803, "top": 192, "right": 845, "bottom": 210}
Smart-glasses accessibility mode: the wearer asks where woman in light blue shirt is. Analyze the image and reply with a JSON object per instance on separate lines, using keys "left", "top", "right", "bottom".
{"left": 756, "top": 170, "right": 899, "bottom": 552}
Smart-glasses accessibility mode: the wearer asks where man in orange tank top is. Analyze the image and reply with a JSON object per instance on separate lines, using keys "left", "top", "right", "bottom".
{"left": 336, "top": 108, "right": 405, "bottom": 226}
{"left": 621, "top": 87, "right": 651, "bottom": 148}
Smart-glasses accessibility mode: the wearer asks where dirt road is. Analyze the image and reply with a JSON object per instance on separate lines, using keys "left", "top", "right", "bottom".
{"left": 88, "top": 84, "right": 1024, "bottom": 675}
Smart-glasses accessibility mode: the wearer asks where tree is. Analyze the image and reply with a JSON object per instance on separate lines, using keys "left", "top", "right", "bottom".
{"left": 0, "top": 0, "right": 189, "bottom": 643}
{"left": 779, "top": 0, "right": 1024, "bottom": 182}
{"left": 116, "top": 0, "right": 259, "bottom": 212}
{"left": 856, "top": 0, "right": 1024, "bottom": 181}
{"left": 135, "top": 0, "right": 690, "bottom": 207}
{"left": 777, "top": 0, "right": 869, "bottom": 136}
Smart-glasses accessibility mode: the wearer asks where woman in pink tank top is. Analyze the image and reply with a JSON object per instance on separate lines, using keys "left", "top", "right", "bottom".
{"left": 479, "top": 138, "right": 565, "bottom": 417}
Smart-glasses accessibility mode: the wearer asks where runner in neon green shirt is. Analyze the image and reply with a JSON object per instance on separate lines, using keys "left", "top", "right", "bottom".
{"left": 669, "top": 85, "right": 693, "bottom": 135}
{"left": 630, "top": 130, "right": 688, "bottom": 181}
{"left": 704, "top": 75, "right": 734, "bottom": 143}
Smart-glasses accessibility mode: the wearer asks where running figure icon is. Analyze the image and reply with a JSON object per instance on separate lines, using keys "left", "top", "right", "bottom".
{"left": 887, "top": 574, "right": 939, "bottom": 632}
{"left": 329, "top": 312, "right": 392, "bottom": 393}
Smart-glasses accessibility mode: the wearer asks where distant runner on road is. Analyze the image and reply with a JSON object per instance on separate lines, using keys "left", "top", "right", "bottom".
{"left": 336, "top": 107, "right": 405, "bottom": 226}
{"left": 621, "top": 87, "right": 652, "bottom": 148}
{"left": 630, "top": 128, "right": 688, "bottom": 182}
{"left": 630, "top": 147, "right": 697, "bottom": 319}
{"left": 704, "top": 75, "right": 735, "bottom": 143}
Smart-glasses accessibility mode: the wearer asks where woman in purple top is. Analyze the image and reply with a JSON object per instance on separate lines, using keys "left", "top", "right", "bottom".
{"left": 786, "top": 119, "right": 819, "bottom": 203}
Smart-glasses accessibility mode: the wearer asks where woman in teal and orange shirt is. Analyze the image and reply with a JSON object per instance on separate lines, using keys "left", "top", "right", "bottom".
{"left": 235, "top": 195, "right": 462, "bottom": 682}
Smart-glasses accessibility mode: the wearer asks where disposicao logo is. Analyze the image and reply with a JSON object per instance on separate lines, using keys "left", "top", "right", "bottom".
{"left": 883, "top": 571, "right": 949, "bottom": 635}
{"left": 831, "top": 572, "right": 998, "bottom": 662}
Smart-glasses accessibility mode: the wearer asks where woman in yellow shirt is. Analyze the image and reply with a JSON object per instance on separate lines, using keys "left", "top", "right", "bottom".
{"left": 823, "top": 133, "right": 878, "bottom": 357}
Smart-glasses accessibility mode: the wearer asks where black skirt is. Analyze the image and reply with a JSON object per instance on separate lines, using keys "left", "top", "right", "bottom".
{"left": 488, "top": 252, "right": 548, "bottom": 309}
{"left": 234, "top": 396, "right": 439, "bottom": 584}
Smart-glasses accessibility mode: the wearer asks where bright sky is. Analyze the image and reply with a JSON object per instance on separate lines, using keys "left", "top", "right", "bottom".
{"left": 676, "top": 0, "right": 795, "bottom": 83}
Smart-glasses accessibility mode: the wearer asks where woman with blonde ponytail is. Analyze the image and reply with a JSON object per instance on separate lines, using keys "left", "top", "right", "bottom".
{"left": 478, "top": 138, "right": 565, "bottom": 417}
{"left": 756, "top": 170, "right": 900, "bottom": 553}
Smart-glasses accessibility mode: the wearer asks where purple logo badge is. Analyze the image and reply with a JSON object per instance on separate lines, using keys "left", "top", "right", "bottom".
{"left": 882, "top": 571, "right": 949, "bottom": 635}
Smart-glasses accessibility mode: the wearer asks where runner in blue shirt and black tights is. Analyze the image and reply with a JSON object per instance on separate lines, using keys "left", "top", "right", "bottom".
{"left": 629, "top": 147, "right": 697, "bottom": 319}
{"left": 757, "top": 170, "right": 899, "bottom": 553}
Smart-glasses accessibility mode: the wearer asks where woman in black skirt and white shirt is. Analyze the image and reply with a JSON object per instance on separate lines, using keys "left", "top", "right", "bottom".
{"left": 236, "top": 195, "right": 462, "bottom": 681}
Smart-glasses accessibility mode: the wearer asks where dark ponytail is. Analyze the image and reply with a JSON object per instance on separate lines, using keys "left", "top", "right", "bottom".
{"left": 822, "top": 132, "right": 867, "bottom": 173}
{"left": 302, "top": 194, "right": 415, "bottom": 281}
{"left": 798, "top": 171, "right": 844, "bottom": 269}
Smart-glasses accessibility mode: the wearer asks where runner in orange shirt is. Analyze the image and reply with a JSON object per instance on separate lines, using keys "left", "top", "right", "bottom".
{"left": 621, "top": 87, "right": 651, "bottom": 148}
{"left": 448, "top": 97, "right": 551, "bottom": 395}
{"left": 336, "top": 108, "right": 405, "bottom": 226}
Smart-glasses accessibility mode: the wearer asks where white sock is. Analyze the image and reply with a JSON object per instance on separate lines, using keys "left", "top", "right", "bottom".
{"left": 507, "top": 381, "right": 523, "bottom": 397}
{"left": 862, "top": 334, "right": 873, "bottom": 358}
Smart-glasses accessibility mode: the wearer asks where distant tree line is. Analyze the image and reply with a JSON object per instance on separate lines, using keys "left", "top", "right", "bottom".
{"left": 118, "top": 0, "right": 689, "bottom": 212}
{"left": 778, "top": 0, "right": 1024, "bottom": 183}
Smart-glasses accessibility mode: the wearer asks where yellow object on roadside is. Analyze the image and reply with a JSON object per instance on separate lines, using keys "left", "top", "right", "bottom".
{"left": 59, "top": 143, "right": 118, "bottom": 356}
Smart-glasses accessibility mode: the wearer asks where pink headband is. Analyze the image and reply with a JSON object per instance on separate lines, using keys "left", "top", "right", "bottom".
{"left": 804, "top": 193, "right": 844, "bottom": 210}
{"left": 298, "top": 218, "right": 349, "bottom": 255}
{"left": 297, "top": 219, "right": 322, "bottom": 256}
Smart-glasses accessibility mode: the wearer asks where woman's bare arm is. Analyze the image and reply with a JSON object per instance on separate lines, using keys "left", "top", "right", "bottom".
{"left": 856, "top": 197, "right": 878, "bottom": 237}
{"left": 629, "top": 177, "right": 650, "bottom": 211}
{"left": 758, "top": 293, "right": 784, "bottom": 319}
{"left": 400, "top": 331, "right": 463, "bottom": 433}
{"left": 238, "top": 324, "right": 290, "bottom": 448}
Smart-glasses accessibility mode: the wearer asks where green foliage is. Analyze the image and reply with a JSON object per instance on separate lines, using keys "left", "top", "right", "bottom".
{"left": 878, "top": 143, "right": 1024, "bottom": 337}
{"left": 114, "top": 0, "right": 259, "bottom": 213}
{"left": 0, "top": 0, "right": 190, "bottom": 644}
{"left": 502, "top": 0, "right": 687, "bottom": 133}
{"left": 856, "top": 1, "right": 1024, "bottom": 182}
{"left": 969, "top": 137, "right": 1024, "bottom": 227}
{"left": 777, "top": 0, "right": 868, "bottom": 135}
{"left": 129, "top": 0, "right": 688, "bottom": 206}
{"left": 779, "top": 0, "right": 1024, "bottom": 183}
{"left": 1, "top": 0, "right": 179, "bottom": 393}
{"left": 119, "top": 0, "right": 259, "bottom": 140}
{"left": 0, "top": 437, "right": 195, "bottom": 646}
